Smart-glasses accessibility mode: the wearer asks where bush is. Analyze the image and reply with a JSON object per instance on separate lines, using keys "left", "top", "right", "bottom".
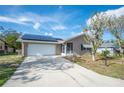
{"left": 101, "top": 50, "right": 110, "bottom": 66}
{"left": 101, "top": 50, "right": 110, "bottom": 57}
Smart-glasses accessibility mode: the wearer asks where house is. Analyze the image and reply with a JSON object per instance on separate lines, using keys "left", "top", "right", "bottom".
{"left": 21, "top": 33, "right": 91, "bottom": 56}
{"left": 21, "top": 33, "right": 124, "bottom": 57}
{"left": 97, "top": 42, "right": 118, "bottom": 54}
{"left": 0, "top": 39, "right": 14, "bottom": 54}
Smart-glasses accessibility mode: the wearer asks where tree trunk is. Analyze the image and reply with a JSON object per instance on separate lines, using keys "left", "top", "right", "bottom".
{"left": 92, "top": 52, "right": 95, "bottom": 62}
{"left": 105, "top": 58, "right": 108, "bottom": 66}
{"left": 117, "top": 39, "right": 122, "bottom": 56}
{"left": 117, "top": 39, "right": 124, "bottom": 63}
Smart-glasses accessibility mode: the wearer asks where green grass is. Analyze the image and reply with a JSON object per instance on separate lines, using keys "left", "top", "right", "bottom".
{"left": 0, "top": 55, "right": 24, "bottom": 86}
{"left": 65, "top": 54, "right": 124, "bottom": 80}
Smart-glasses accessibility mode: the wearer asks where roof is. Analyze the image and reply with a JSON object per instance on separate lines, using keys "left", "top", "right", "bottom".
{"left": 100, "top": 42, "right": 117, "bottom": 48}
{"left": 64, "top": 32, "right": 84, "bottom": 42}
{"left": 83, "top": 42, "right": 118, "bottom": 48}
{"left": 21, "top": 34, "right": 63, "bottom": 42}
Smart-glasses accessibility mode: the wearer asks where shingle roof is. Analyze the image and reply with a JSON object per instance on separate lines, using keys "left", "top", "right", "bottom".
{"left": 83, "top": 42, "right": 118, "bottom": 48}
{"left": 21, "top": 34, "right": 63, "bottom": 42}
{"left": 100, "top": 42, "right": 117, "bottom": 48}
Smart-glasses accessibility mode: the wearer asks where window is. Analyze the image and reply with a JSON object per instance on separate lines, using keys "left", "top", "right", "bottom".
{"left": 0, "top": 45, "right": 2, "bottom": 49}
{"left": 81, "top": 44, "right": 84, "bottom": 51}
{"left": 66, "top": 43, "right": 73, "bottom": 53}
{"left": 81, "top": 44, "right": 91, "bottom": 51}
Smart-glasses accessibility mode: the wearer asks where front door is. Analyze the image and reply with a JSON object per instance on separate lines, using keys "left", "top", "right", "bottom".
{"left": 67, "top": 43, "right": 73, "bottom": 54}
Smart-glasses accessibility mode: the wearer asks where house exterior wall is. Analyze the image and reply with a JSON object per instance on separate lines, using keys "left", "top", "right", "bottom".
{"left": 65, "top": 35, "right": 90, "bottom": 56}
{"left": 97, "top": 47, "right": 114, "bottom": 54}
{"left": 0, "top": 40, "right": 14, "bottom": 54}
{"left": 0, "top": 40, "right": 5, "bottom": 50}
{"left": 22, "top": 42, "right": 28, "bottom": 56}
{"left": 0, "top": 40, "right": 5, "bottom": 54}
{"left": 7, "top": 47, "right": 14, "bottom": 53}
{"left": 56, "top": 44, "right": 62, "bottom": 55}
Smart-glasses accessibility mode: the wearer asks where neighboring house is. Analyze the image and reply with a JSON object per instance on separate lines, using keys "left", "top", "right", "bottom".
{"left": 0, "top": 39, "right": 14, "bottom": 54}
{"left": 97, "top": 42, "right": 117, "bottom": 54}
{"left": 0, "top": 39, "right": 6, "bottom": 54}
{"left": 21, "top": 33, "right": 91, "bottom": 56}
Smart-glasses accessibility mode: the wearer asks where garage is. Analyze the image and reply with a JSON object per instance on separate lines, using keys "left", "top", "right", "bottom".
{"left": 27, "top": 43, "right": 56, "bottom": 56}
{"left": 21, "top": 34, "right": 63, "bottom": 56}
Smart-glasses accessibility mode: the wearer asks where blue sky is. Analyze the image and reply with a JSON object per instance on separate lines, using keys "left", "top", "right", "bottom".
{"left": 0, "top": 5, "right": 123, "bottom": 40}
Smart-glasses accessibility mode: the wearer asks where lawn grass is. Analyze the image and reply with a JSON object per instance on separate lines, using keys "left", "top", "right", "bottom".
{"left": 0, "top": 55, "right": 24, "bottom": 86}
{"left": 65, "top": 53, "right": 124, "bottom": 80}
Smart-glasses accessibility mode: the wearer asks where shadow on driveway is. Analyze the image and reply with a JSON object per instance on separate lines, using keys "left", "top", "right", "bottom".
{"left": 9, "top": 57, "right": 74, "bottom": 83}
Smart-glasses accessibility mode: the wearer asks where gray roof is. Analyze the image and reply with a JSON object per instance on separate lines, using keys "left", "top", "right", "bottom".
{"left": 100, "top": 42, "right": 117, "bottom": 48}
{"left": 83, "top": 42, "right": 118, "bottom": 48}
{"left": 21, "top": 34, "right": 63, "bottom": 42}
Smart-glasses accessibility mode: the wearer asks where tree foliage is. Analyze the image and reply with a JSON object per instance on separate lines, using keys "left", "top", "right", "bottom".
{"left": 84, "top": 12, "right": 107, "bottom": 61}
{"left": 0, "top": 27, "right": 21, "bottom": 52}
{"left": 107, "top": 15, "right": 124, "bottom": 55}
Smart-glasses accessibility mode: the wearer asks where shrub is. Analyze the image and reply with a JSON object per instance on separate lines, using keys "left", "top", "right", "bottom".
{"left": 101, "top": 49, "right": 110, "bottom": 66}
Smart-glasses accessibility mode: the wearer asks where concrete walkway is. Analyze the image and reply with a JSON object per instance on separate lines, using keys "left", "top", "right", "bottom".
{"left": 3, "top": 56, "right": 124, "bottom": 87}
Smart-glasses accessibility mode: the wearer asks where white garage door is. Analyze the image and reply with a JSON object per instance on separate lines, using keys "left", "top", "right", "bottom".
{"left": 27, "top": 43, "right": 56, "bottom": 56}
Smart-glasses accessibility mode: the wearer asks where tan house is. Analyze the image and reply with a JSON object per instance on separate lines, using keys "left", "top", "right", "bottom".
{"left": 0, "top": 39, "right": 14, "bottom": 54}
{"left": 21, "top": 33, "right": 91, "bottom": 57}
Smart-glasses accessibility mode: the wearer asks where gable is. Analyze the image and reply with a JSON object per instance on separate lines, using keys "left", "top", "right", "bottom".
{"left": 65, "top": 34, "right": 90, "bottom": 44}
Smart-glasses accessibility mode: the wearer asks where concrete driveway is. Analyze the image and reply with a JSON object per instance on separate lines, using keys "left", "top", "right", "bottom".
{"left": 3, "top": 56, "right": 124, "bottom": 87}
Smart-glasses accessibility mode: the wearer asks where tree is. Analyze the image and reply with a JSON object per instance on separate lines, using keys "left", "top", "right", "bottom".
{"left": 107, "top": 15, "right": 124, "bottom": 56}
{"left": 84, "top": 13, "right": 107, "bottom": 61}
{"left": 5, "top": 35, "right": 18, "bottom": 52}
{"left": 0, "top": 28, "right": 21, "bottom": 53}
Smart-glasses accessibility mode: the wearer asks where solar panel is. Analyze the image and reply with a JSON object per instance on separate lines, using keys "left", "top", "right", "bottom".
{"left": 21, "top": 34, "right": 63, "bottom": 42}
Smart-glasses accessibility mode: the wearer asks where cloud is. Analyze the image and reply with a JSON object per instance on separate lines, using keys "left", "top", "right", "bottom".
{"left": 33, "top": 22, "right": 41, "bottom": 30}
{"left": 0, "top": 16, "right": 27, "bottom": 25}
{"left": 72, "top": 25, "right": 82, "bottom": 29}
{"left": 0, "top": 9, "right": 80, "bottom": 34}
{"left": 51, "top": 25, "right": 67, "bottom": 31}
{"left": 44, "top": 32, "right": 53, "bottom": 36}
{"left": 105, "top": 7, "right": 124, "bottom": 17}
{"left": 0, "top": 12, "right": 61, "bottom": 31}
{"left": 87, "top": 6, "right": 124, "bottom": 25}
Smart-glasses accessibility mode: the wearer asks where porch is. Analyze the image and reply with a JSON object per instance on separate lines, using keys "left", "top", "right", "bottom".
{"left": 61, "top": 42, "right": 73, "bottom": 56}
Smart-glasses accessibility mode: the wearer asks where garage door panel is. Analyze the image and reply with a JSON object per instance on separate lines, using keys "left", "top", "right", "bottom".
{"left": 27, "top": 44, "right": 56, "bottom": 56}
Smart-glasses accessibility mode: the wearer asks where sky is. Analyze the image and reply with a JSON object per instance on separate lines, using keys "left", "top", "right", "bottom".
{"left": 0, "top": 5, "right": 123, "bottom": 40}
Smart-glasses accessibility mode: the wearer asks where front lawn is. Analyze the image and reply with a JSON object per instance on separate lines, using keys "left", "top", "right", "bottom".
{"left": 65, "top": 53, "right": 124, "bottom": 80}
{"left": 0, "top": 55, "right": 24, "bottom": 86}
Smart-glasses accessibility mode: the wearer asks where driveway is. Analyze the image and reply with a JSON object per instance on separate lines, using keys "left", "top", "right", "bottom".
{"left": 3, "top": 56, "right": 124, "bottom": 87}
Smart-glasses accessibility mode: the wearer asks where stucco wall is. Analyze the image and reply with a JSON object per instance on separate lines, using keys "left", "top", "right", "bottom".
{"left": 0, "top": 40, "right": 5, "bottom": 50}
{"left": 56, "top": 44, "right": 62, "bottom": 55}
{"left": 22, "top": 42, "right": 28, "bottom": 56}
{"left": 97, "top": 47, "right": 114, "bottom": 54}
{"left": 66, "top": 35, "right": 90, "bottom": 56}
